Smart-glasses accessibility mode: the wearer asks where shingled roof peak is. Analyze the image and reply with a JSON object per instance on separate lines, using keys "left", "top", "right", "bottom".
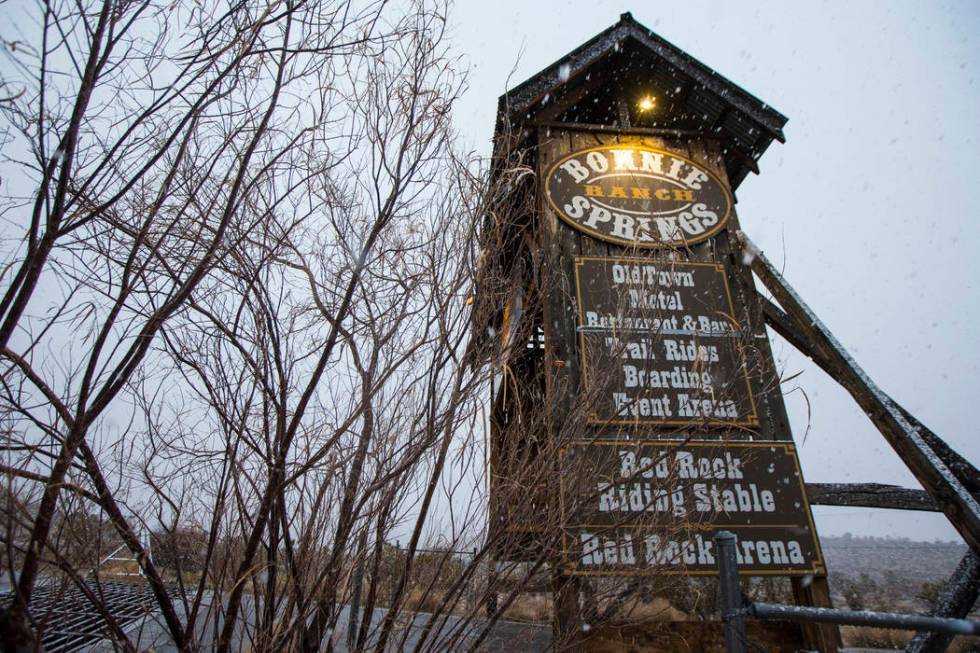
{"left": 495, "top": 12, "right": 788, "bottom": 190}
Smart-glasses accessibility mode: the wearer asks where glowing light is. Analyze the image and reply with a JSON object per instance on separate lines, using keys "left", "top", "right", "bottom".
{"left": 638, "top": 95, "right": 656, "bottom": 112}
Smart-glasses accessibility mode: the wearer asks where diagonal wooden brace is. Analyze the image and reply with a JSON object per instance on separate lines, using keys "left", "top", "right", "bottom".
{"left": 760, "top": 296, "right": 980, "bottom": 493}
{"left": 762, "top": 287, "right": 980, "bottom": 650}
{"left": 735, "top": 231, "right": 980, "bottom": 553}
{"left": 906, "top": 549, "right": 980, "bottom": 653}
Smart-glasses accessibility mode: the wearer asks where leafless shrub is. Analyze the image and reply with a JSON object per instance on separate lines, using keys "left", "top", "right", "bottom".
{"left": 0, "top": 2, "right": 813, "bottom": 651}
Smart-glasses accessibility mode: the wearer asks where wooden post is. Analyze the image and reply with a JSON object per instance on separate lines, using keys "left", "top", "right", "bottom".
{"left": 485, "top": 559, "right": 498, "bottom": 618}
{"left": 805, "top": 482, "right": 939, "bottom": 512}
{"left": 552, "top": 570, "right": 586, "bottom": 651}
{"left": 790, "top": 575, "right": 844, "bottom": 652}
{"left": 906, "top": 550, "right": 980, "bottom": 653}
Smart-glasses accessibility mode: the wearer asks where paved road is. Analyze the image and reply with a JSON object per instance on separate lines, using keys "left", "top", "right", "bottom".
{"left": 96, "top": 599, "right": 552, "bottom": 652}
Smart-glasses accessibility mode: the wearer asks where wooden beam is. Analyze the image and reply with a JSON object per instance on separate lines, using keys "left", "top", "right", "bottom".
{"left": 551, "top": 571, "right": 586, "bottom": 650}
{"left": 761, "top": 296, "right": 980, "bottom": 494}
{"left": 760, "top": 295, "right": 811, "bottom": 354}
{"left": 737, "top": 231, "right": 980, "bottom": 553}
{"left": 906, "top": 549, "right": 980, "bottom": 653}
{"left": 725, "top": 144, "right": 761, "bottom": 175}
{"left": 528, "top": 72, "right": 607, "bottom": 125}
{"left": 806, "top": 483, "right": 939, "bottom": 512}
{"left": 535, "top": 120, "right": 720, "bottom": 141}
{"left": 767, "top": 290, "right": 980, "bottom": 653}
{"left": 915, "top": 426, "right": 980, "bottom": 495}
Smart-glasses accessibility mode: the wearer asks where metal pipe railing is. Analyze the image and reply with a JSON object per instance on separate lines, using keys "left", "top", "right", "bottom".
{"left": 747, "top": 602, "right": 980, "bottom": 637}
{"left": 714, "top": 531, "right": 980, "bottom": 653}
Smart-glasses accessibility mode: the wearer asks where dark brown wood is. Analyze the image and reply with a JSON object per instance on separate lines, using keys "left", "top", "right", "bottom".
{"left": 536, "top": 120, "right": 721, "bottom": 141}
{"left": 532, "top": 129, "right": 840, "bottom": 646}
{"left": 540, "top": 128, "right": 594, "bottom": 647}
{"left": 531, "top": 128, "right": 800, "bottom": 447}
{"left": 791, "top": 575, "right": 844, "bottom": 653}
{"left": 760, "top": 296, "right": 809, "bottom": 354}
{"left": 472, "top": 16, "right": 963, "bottom": 651}
{"left": 724, "top": 144, "right": 761, "bottom": 175}
{"left": 532, "top": 75, "right": 607, "bottom": 126}
{"left": 805, "top": 482, "right": 939, "bottom": 512}
{"left": 906, "top": 549, "right": 980, "bottom": 653}
{"left": 572, "top": 259, "right": 757, "bottom": 428}
{"left": 698, "top": 138, "right": 796, "bottom": 444}
{"left": 551, "top": 571, "right": 586, "bottom": 650}
{"left": 564, "top": 442, "right": 825, "bottom": 575}
{"left": 499, "top": 13, "right": 788, "bottom": 143}
{"left": 740, "top": 232, "right": 980, "bottom": 552}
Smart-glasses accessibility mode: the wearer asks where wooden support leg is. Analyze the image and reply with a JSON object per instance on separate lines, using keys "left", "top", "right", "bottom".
{"left": 791, "top": 574, "right": 843, "bottom": 652}
{"left": 906, "top": 549, "right": 980, "bottom": 653}
{"left": 485, "top": 560, "right": 498, "bottom": 618}
{"left": 739, "top": 231, "right": 980, "bottom": 551}
{"left": 552, "top": 571, "right": 585, "bottom": 651}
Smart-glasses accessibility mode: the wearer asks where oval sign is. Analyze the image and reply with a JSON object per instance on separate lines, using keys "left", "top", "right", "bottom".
{"left": 544, "top": 145, "right": 733, "bottom": 248}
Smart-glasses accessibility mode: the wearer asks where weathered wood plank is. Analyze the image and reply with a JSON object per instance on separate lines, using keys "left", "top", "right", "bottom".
{"left": 535, "top": 120, "right": 717, "bottom": 140}
{"left": 906, "top": 549, "right": 980, "bottom": 653}
{"left": 805, "top": 482, "right": 939, "bottom": 512}
{"left": 791, "top": 575, "right": 844, "bottom": 653}
{"left": 738, "top": 232, "right": 980, "bottom": 552}
{"left": 762, "top": 296, "right": 980, "bottom": 495}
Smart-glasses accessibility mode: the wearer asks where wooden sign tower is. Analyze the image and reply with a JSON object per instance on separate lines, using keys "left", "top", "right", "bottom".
{"left": 477, "top": 12, "right": 979, "bottom": 652}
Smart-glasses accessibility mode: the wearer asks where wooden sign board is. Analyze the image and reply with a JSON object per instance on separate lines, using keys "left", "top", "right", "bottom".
{"left": 538, "top": 127, "right": 822, "bottom": 577}
{"left": 544, "top": 144, "right": 733, "bottom": 248}
{"left": 575, "top": 256, "right": 758, "bottom": 427}
{"left": 559, "top": 440, "right": 824, "bottom": 576}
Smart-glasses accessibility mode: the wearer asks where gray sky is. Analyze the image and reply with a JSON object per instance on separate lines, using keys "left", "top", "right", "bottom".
{"left": 450, "top": 1, "right": 980, "bottom": 541}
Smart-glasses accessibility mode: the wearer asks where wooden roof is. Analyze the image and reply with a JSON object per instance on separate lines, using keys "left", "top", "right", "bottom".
{"left": 494, "top": 12, "right": 788, "bottom": 190}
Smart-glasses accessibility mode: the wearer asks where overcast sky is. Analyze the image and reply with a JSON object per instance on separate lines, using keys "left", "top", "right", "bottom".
{"left": 449, "top": 1, "right": 980, "bottom": 541}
